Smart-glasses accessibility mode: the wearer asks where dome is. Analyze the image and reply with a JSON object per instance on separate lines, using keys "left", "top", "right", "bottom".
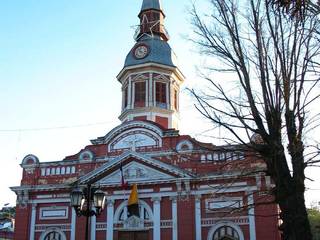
{"left": 124, "top": 36, "right": 178, "bottom": 68}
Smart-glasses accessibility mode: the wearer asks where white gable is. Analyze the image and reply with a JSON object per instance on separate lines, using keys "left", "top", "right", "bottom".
{"left": 97, "top": 161, "right": 175, "bottom": 185}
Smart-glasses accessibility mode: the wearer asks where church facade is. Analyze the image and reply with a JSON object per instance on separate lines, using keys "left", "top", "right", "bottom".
{"left": 11, "top": 1, "right": 281, "bottom": 240}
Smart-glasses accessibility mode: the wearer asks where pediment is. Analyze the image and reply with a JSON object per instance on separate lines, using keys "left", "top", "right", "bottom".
{"left": 97, "top": 161, "right": 175, "bottom": 185}
{"left": 76, "top": 151, "right": 194, "bottom": 185}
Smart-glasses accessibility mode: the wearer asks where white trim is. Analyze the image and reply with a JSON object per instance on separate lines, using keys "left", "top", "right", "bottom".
{"left": 152, "top": 197, "right": 161, "bottom": 240}
{"left": 248, "top": 193, "right": 256, "bottom": 240}
{"left": 176, "top": 140, "right": 194, "bottom": 151}
{"left": 70, "top": 208, "right": 76, "bottom": 240}
{"left": 29, "top": 204, "right": 36, "bottom": 240}
{"left": 160, "top": 187, "right": 172, "bottom": 192}
{"left": 206, "top": 221, "right": 245, "bottom": 240}
{"left": 39, "top": 206, "right": 68, "bottom": 220}
{"left": 195, "top": 196, "right": 202, "bottom": 240}
{"left": 113, "top": 188, "right": 153, "bottom": 195}
{"left": 107, "top": 200, "right": 114, "bottom": 240}
{"left": 91, "top": 208, "right": 96, "bottom": 240}
{"left": 117, "top": 63, "right": 185, "bottom": 83}
{"left": 171, "top": 197, "right": 178, "bottom": 240}
{"left": 114, "top": 199, "right": 153, "bottom": 222}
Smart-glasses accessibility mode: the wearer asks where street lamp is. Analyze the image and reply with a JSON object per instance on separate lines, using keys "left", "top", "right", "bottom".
{"left": 70, "top": 184, "right": 106, "bottom": 240}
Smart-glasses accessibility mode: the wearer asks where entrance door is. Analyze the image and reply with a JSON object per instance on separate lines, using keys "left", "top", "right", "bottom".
{"left": 118, "top": 231, "right": 149, "bottom": 240}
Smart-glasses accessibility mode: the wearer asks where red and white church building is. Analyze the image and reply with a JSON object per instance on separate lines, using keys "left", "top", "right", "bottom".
{"left": 11, "top": 0, "right": 281, "bottom": 239}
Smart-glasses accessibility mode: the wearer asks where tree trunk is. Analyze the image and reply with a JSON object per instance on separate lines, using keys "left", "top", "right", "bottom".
{"left": 269, "top": 145, "right": 313, "bottom": 240}
{"left": 278, "top": 189, "right": 312, "bottom": 240}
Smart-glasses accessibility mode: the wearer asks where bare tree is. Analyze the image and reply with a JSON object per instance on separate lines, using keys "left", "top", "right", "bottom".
{"left": 190, "top": 0, "right": 320, "bottom": 239}
{"left": 271, "top": 0, "right": 320, "bottom": 18}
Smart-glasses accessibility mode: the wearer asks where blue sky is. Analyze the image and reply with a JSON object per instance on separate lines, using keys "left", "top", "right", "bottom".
{"left": 0, "top": 0, "right": 319, "bottom": 208}
{"left": 0, "top": 0, "right": 207, "bottom": 206}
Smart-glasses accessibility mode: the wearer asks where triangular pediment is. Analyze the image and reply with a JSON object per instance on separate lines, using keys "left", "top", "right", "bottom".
{"left": 97, "top": 161, "right": 175, "bottom": 185}
{"left": 76, "top": 151, "right": 194, "bottom": 186}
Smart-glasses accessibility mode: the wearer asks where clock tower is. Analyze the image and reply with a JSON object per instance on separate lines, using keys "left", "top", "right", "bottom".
{"left": 117, "top": 0, "right": 185, "bottom": 129}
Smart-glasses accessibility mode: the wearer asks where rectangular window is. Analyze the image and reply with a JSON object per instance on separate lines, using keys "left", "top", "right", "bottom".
{"left": 135, "top": 82, "right": 146, "bottom": 107}
{"left": 156, "top": 82, "right": 167, "bottom": 108}
{"left": 174, "top": 89, "right": 178, "bottom": 110}
{"left": 124, "top": 86, "right": 128, "bottom": 108}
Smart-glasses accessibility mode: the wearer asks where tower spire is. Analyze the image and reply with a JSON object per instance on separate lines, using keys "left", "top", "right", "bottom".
{"left": 117, "top": 0, "right": 185, "bottom": 130}
{"left": 140, "top": 0, "right": 163, "bottom": 12}
{"left": 137, "top": 0, "right": 168, "bottom": 41}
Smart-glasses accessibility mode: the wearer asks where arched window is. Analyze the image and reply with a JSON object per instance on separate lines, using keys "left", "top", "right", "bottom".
{"left": 39, "top": 228, "right": 66, "bottom": 240}
{"left": 212, "top": 226, "right": 239, "bottom": 240}
{"left": 114, "top": 200, "right": 153, "bottom": 223}
{"left": 44, "top": 231, "right": 62, "bottom": 240}
{"left": 207, "top": 222, "right": 244, "bottom": 240}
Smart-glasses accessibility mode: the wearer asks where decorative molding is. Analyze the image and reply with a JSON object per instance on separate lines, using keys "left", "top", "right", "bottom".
{"left": 176, "top": 140, "right": 194, "bottom": 152}
{"left": 77, "top": 150, "right": 194, "bottom": 185}
{"left": 39, "top": 206, "right": 69, "bottom": 220}
{"left": 160, "top": 220, "right": 173, "bottom": 228}
{"left": 21, "top": 154, "right": 39, "bottom": 167}
{"left": 79, "top": 150, "right": 95, "bottom": 161}
{"left": 205, "top": 197, "right": 243, "bottom": 213}
{"left": 201, "top": 217, "right": 249, "bottom": 227}
{"left": 91, "top": 121, "right": 163, "bottom": 145}
{"left": 35, "top": 224, "right": 71, "bottom": 232}
{"left": 98, "top": 161, "right": 175, "bottom": 185}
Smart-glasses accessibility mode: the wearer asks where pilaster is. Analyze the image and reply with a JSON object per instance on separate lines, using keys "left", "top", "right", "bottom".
{"left": 70, "top": 208, "right": 76, "bottom": 240}
{"left": 106, "top": 199, "right": 114, "bottom": 240}
{"left": 248, "top": 192, "right": 256, "bottom": 240}
{"left": 170, "top": 196, "right": 178, "bottom": 240}
{"left": 29, "top": 203, "right": 37, "bottom": 240}
{"left": 195, "top": 195, "right": 202, "bottom": 240}
{"left": 152, "top": 197, "right": 161, "bottom": 240}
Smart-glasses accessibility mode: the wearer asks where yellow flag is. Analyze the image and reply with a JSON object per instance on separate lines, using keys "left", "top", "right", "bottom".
{"left": 128, "top": 183, "right": 139, "bottom": 206}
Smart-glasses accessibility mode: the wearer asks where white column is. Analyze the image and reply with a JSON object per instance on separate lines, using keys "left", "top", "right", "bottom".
{"left": 128, "top": 76, "right": 132, "bottom": 109}
{"left": 106, "top": 200, "right": 114, "bottom": 240}
{"left": 152, "top": 197, "right": 161, "bottom": 240}
{"left": 70, "top": 208, "right": 76, "bottom": 240}
{"left": 149, "top": 72, "right": 153, "bottom": 107}
{"left": 248, "top": 192, "right": 256, "bottom": 240}
{"left": 195, "top": 195, "right": 202, "bottom": 240}
{"left": 29, "top": 203, "right": 36, "bottom": 240}
{"left": 90, "top": 207, "right": 96, "bottom": 240}
{"left": 171, "top": 196, "right": 178, "bottom": 240}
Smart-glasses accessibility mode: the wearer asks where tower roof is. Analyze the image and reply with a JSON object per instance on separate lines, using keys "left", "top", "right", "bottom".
{"left": 141, "top": 0, "right": 162, "bottom": 12}
{"left": 124, "top": 36, "right": 178, "bottom": 68}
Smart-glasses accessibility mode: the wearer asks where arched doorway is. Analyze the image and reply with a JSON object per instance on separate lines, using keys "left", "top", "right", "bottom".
{"left": 39, "top": 228, "right": 66, "bottom": 240}
{"left": 115, "top": 200, "right": 153, "bottom": 240}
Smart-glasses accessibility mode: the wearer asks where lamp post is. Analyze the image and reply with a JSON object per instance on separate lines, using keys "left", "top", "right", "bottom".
{"left": 70, "top": 184, "right": 106, "bottom": 240}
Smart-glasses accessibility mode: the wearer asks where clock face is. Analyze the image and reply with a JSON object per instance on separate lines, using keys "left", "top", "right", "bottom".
{"left": 134, "top": 44, "right": 149, "bottom": 59}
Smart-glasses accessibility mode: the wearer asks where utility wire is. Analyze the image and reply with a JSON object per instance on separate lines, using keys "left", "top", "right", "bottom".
{"left": 0, "top": 121, "right": 115, "bottom": 133}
